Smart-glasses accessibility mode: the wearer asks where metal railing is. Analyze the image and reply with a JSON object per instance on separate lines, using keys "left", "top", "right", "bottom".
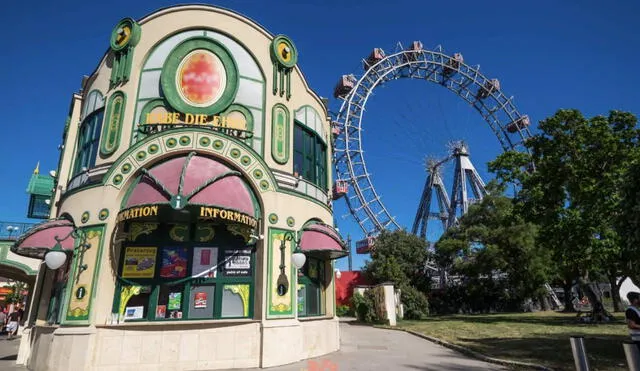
{"left": 0, "top": 222, "right": 36, "bottom": 241}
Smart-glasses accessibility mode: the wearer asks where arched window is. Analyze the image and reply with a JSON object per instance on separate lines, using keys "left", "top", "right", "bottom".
{"left": 73, "top": 108, "right": 104, "bottom": 176}
{"left": 293, "top": 122, "right": 327, "bottom": 190}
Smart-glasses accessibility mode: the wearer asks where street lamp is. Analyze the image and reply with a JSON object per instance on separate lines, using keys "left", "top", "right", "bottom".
{"left": 44, "top": 229, "right": 91, "bottom": 273}
{"left": 334, "top": 268, "right": 342, "bottom": 279}
{"left": 6, "top": 226, "right": 19, "bottom": 238}
{"left": 276, "top": 232, "right": 307, "bottom": 297}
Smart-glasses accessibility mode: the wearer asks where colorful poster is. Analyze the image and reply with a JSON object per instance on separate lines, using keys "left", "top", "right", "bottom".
{"left": 160, "top": 247, "right": 189, "bottom": 278}
{"left": 124, "top": 306, "right": 144, "bottom": 320}
{"left": 122, "top": 247, "right": 157, "bottom": 278}
{"left": 168, "top": 292, "right": 182, "bottom": 310}
{"left": 194, "top": 292, "right": 208, "bottom": 309}
{"left": 155, "top": 305, "right": 166, "bottom": 319}
{"left": 224, "top": 249, "right": 251, "bottom": 276}
{"left": 192, "top": 247, "right": 218, "bottom": 278}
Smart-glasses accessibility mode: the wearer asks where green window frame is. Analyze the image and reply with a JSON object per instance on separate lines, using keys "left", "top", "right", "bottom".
{"left": 73, "top": 108, "right": 104, "bottom": 176}
{"left": 112, "top": 222, "right": 255, "bottom": 322}
{"left": 293, "top": 121, "right": 327, "bottom": 190}
{"left": 297, "top": 257, "right": 326, "bottom": 317}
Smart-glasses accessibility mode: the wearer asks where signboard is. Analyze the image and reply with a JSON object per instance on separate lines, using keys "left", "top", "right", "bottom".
{"left": 224, "top": 249, "right": 251, "bottom": 276}
{"left": 122, "top": 247, "right": 157, "bottom": 278}
{"left": 139, "top": 112, "right": 252, "bottom": 139}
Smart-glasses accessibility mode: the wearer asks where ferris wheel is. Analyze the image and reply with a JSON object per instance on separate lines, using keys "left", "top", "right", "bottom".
{"left": 330, "top": 41, "right": 533, "bottom": 241}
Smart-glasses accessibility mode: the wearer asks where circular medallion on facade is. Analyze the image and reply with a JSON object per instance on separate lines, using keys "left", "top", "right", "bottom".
{"left": 176, "top": 49, "right": 226, "bottom": 107}
{"left": 271, "top": 35, "right": 298, "bottom": 69}
{"left": 110, "top": 18, "right": 140, "bottom": 52}
{"left": 161, "top": 38, "right": 238, "bottom": 115}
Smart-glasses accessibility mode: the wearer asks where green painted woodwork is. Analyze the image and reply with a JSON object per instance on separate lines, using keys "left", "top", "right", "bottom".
{"left": 161, "top": 37, "right": 238, "bottom": 116}
{"left": 63, "top": 226, "right": 106, "bottom": 324}
{"left": 270, "top": 35, "right": 298, "bottom": 69}
{"left": 266, "top": 228, "right": 296, "bottom": 318}
{"left": 270, "top": 35, "right": 297, "bottom": 100}
{"left": 100, "top": 91, "right": 127, "bottom": 158}
{"left": 271, "top": 104, "right": 290, "bottom": 164}
{"left": 110, "top": 225, "right": 255, "bottom": 322}
{"left": 109, "top": 18, "right": 141, "bottom": 87}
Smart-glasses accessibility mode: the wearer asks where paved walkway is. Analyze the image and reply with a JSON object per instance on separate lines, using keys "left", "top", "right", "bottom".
{"left": 0, "top": 323, "right": 505, "bottom": 370}
{"left": 0, "top": 336, "right": 22, "bottom": 370}
{"left": 252, "top": 322, "right": 505, "bottom": 371}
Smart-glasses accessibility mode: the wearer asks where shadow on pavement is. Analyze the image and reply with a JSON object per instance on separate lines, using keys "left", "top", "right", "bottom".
{"left": 0, "top": 355, "right": 17, "bottom": 361}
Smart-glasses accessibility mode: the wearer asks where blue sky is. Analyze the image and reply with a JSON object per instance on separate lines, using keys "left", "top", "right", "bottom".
{"left": 1, "top": 1, "right": 639, "bottom": 271}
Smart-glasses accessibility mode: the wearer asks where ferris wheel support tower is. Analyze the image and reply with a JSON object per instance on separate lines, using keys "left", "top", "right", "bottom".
{"left": 412, "top": 141, "right": 488, "bottom": 241}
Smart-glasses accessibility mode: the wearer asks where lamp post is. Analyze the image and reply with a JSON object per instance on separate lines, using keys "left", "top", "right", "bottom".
{"left": 276, "top": 231, "right": 306, "bottom": 297}
{"left": 6, "top": 226, "right": 19, "bottom": 239}
{"left": 43, "top": 229, "right": 91, "bottom": 275}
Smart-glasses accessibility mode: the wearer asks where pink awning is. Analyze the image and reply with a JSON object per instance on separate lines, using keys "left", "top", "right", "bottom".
{"left": 11, "top": 218, "right": 76, "bottom": 259}
{"left": 120, "top": 152, "right": 259, "bottom": 224}
{"left": 299, "top": 222, "right": 348, "bottom": 260}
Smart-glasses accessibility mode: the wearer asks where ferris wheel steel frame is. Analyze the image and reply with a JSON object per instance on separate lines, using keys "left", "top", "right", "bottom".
{"left": 333, "top": 43, "right": 533, "bottom": 237}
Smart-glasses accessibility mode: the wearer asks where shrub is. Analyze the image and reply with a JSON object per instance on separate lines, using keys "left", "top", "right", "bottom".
{"left": 400, "top": 285, "right": 429, "bottom": 319}
{"left": 351, "top": 291, "right": 378, "bottom": 323}
{"left": 336, "top": 304, "right": 352, "bottom": 317}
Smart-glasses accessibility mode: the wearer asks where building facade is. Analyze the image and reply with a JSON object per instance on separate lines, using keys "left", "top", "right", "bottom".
{"left": 11, "top": 5, "right": 347, "bottom": 370}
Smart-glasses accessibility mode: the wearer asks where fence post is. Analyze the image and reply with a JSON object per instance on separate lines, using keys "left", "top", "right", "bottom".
{"left": 569, "top": 336, "right": 590, "bottom": 371}
{"left": 623, "top": 342, "right": 640, "bottom": 371}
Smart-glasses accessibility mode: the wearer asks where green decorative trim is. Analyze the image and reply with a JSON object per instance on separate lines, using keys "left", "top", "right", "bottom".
{"left": 121, "top": 163, "right": 132, "bottom": 174}
{"left": 213, "top": 139, "right": 224, "bottom": 150}
{"left": 148, "top": 144, "right": 159, "bottom": 154}
{"left": 224, "top": 284, "right": 250, "bottom": 317}
{"left": 98, "top": 208, "right": 109, "bottom": 221}
{"left": 253, "top": 169, "right": 263, "bottom": 179}
{"left": 267, "top": 228, "right": 296, "bottom": 318}
{"left": 113, "top": 174, "right": 123, "bottom": 185}
{"left": 103, "top": 128, "right": 278, "bottom": 196}
{"left": 110, "top": 18, "right": 141, "bottom": 52}
{"left": 230, "top": 148, "right": 241, "bottom": 158}
{"left": 268, "top": 213, "right": 278, "bottom": 224}
{"left": 0, "top": 243, "right": 38, "bottom": 276}
{"left": 81, "top": 211, "right": 90, "bottom": 224}
{"left": 240, "top": 156, "right": 251, "bottom": 166}
{"left": 286, "top": 217, "right": 295, "bottom": 228}
{"left": 161, "top": 37, "right": 238, "bottom": 115}
{"left": 100, "top": 91, "right": 126, "bottom": 158}
{"left": 270, "top": 35, "right": 298, "bottom": 69}
{"left": 166, "top": 137, "right": 178, "bottom": 148}
{"left": 199, "top": 137, "right": 211, "bottom": 146}
{"left": 136, "top": 150, "right": 147, "bottom": 161}
{"left": 63, "top": 226, "right": 106, "bottom": 324}
{"left": 109, "top": 18, "right": 140, "bottom": 86}
{"left": 271, "top": 104, "right": 290, "bottom": 164}
{"left": 179, "top": 136, "right": 191, "bottom": 146}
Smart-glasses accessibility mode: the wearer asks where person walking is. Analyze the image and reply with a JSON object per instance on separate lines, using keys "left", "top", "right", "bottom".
{"left": 625, "top": 291, "right": 640, "bottom": 347}
{"left": 6, "top": 308, "right": 20, "bottom": 340}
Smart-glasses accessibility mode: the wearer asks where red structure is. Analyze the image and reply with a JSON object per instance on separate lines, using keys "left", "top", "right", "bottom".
{"left": 335, "top": 271, "right": 371, "bottom": 306}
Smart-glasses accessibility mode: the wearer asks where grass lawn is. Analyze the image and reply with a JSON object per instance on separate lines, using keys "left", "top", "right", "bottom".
{"left": 397, "top": 311, "right": 630, "bottom": 371}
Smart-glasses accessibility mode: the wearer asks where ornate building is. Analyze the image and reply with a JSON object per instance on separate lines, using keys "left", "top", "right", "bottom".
{"left": 11, "top": 5, "right": 347, "bottom": 370}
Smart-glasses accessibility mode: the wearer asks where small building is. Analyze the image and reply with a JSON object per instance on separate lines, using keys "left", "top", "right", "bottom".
{"left": 11, "top": 5, "right": 348, "bottom": 370}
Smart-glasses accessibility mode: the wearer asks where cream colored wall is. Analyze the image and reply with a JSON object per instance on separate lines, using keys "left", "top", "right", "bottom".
{"left": 69, "top": 5, "right": 331, "bottom": 196}
{"left": 51, "top": 94, "right": 82, "bottom": 217}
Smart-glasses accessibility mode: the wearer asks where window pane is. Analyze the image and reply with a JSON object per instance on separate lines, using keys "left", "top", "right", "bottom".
{"left": 223, "top": 248, "right": 252, "bottom": 277}
{"left": 157, "top": 284, "right": 185, "bottom": 319}
{"left": 221, "top": 284, "right": 250, "bottom": 318}
{"left": 123, "top": 286, "right": 152, "bottom": 320}
{"left": 306, "top": 282, "right": 320, "bottom": 316}
{"left": 188, "top": 285, "right": 215, "bottom": 319}
{"left": 297, "top": 284, "right": 307, "bottom": 316}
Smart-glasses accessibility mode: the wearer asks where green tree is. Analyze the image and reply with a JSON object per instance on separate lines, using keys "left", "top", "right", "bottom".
{"left": 489, "top": 109, "right": 639, "bottom": 313}
{"left": 5, "top": 281, "right": 28, "bottom": 305}
{"left": 363, "top": 229, "right": 431, "bottom": 319}
{"left": 435, "top": 182, "right": 549, "bottom": 312}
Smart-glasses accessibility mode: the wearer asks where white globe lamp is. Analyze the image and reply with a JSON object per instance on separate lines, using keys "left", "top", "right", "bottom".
{"left": 291, "top": 251, "right": 306, "bottom": 269}
{"left": 44, "top": 250, "right": 67, "bottom": 270}
{"left": 334, "top": 268, "right": 342, "bottom": 279}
